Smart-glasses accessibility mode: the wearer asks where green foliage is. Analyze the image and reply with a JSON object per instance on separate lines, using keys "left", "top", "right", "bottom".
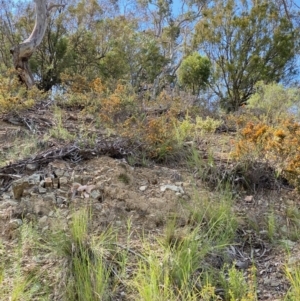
{"left": 195, "top": 116, "right": 222, "bottom": 134}
{"left": 285, "top": 263, "right": 300, "bottom": 300}
{"left": 49, "top": 106, "right": 75, "bottom": 142}
{"left": 0, "top": 222, "right": 49, "bottom": 300}
{"left": 219, "top": 264, "right": 257, "bottom": 301}
{"left": 178, "top": 52, "right": 211, "bottom": 95}
{"left": 0, "top": 68, "right": 48, "bottom": 114}
{"left": 49, "top": 209, "right": 115, "bottom": 301}
{"left": 247, "top": 82, "right": 299, "bottom": 122}
{"left": 194, "top": 0, "right": 297, "bottom": 112}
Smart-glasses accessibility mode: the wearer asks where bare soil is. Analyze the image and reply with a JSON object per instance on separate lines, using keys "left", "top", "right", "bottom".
{"left": 0, "top": 103, "right": 299, "bottom": 300}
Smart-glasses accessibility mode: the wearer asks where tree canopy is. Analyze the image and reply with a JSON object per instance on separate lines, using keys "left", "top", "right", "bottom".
{"left": 0, "top": 0, "right": 299, "bottom": 111}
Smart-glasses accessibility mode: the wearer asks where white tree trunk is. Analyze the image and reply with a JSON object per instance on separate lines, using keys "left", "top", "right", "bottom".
{"left": 10, "top": 0, "right": 48, "bottom": 89}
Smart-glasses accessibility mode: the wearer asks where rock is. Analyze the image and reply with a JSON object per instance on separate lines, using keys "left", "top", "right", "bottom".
{"left": 52, "top": 178, "right": 59, "bottom": 188}
{"left": 38, "top": 215, "right": 48, "bottom": 226}
{"left": 139, "top": 185, "right": 148, "bottom": 191}
{"left": 44, "top": 177, "right": 53, "bottom": 188}
{"left": 32, "top": 198, "right": 52, "bottom": 216}
{"left": 8, "top": 219, "right": 23, "bottom": 230}
{"left": 12, "top": 174, "right": 41, "bottom": 200}
{"left": 2, "top": 193, "right": 11, "bottom": 200}
{"left": 53, "top": 169, "right": 65, "bottom": 177}
{"left": 160, "top": 184, "right": 184, "bottom": 194}
{"left": 38, "top": 187, "right": 47, "bottom": 194}
{"left": 244, "top": 195, "right": 254, "bottom": 203}
{"left": 63, "top": 171, "right": 71, "bottom": 177}
{"left": 43, "top": 193, "right": 56, "bottom": 204}
{"left": 12, "top": 179, "right": 30, "bottom": 200}
{"left": 26, "top": 163, "right": 38, "bottom": 171}
{"left": 90, "top": 190, "right": 101, "bottom": 199}
{"left": 57, "top": 188, "right": 69, "bottom": 198}
{"left": 74, "top": 175, "right": 82, "bottom": 183}
{"left": 56, "top": 197, "right": 67, "bottom": 205}
{"left": 28, "top": 174, "right": 41, "bottom": 185}
{"left": 81, "top": 175, "right": 93, "bottom": 185}
{"left": 0, "top": 200, "right": 18, "bottom": 209}
{"left": 49, "top": 160, "right": 70, "bottom": 177}
{"left": 59, "top": 177, "right": 69, "bottom": 188}
{"left": 235, "top": 260, "right": 250, "bottom": 270}
{"left": 42, "top": 226, "right": 49, "bottom": 232}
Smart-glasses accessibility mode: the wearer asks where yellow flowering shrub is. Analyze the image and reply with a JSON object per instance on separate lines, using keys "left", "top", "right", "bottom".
{"left": 0, "top": 69, "right": 45, "bottom": 113}
{"left": 234, "top": 118, "right": 300, "bottom": 189}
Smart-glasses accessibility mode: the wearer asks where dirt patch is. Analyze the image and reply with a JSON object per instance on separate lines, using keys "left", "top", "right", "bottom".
{"left": 0, "top": 105, "right": 298, "bottom": 300}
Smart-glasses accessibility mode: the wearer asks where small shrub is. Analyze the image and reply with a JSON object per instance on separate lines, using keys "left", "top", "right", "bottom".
{"left": 0, "top": 69, "right": 45, "bottom": 113}
{"left": 220, "top": 264, "right": 257, "bottom": 301}
{"left": 118, "top": 173, "right": 130, "bottom": 184}
{"left": 233, "top": 117, "right": 300, "bottom": 190}
{"left": 49, "top": 106, "right": 75, "bottom": 142}
{"left": 195, "top": 116, "right": 223, "bottom": 134}
{"left": 247, "top": 82, "right": 299, "bottom": 123}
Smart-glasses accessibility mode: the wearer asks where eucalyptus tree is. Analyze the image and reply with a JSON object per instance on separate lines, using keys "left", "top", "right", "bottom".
{"left": 135, "top": 0, "right": 209, "bottom": 96}
{"left": 193, "top": 0, "right": 298, "bottom": 112}
{"left": 8, "top": 0, "right": 64, "bottom": 89}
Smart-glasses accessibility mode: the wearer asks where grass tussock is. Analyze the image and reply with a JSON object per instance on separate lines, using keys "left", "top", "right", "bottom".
{"left": 0, "top": 192, "right": 259, "bottom": 301}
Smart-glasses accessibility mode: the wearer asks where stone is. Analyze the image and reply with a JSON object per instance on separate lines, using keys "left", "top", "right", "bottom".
{"left": 57, "top": 188, "right": 69, "bottom": 198}
{"left": 74, "top": 175, "right": 82, "bottom": 183}
{"left": 44, "top": 177, "right": 53, "bottom": 188}
{"left": 42, "top": 226, "right": 49, "bottom": 232}
{"left": 53, "top": 169, "right": 65, "bottom": 177}
{"left": 90, "top": 190, "right": 101, "bottom": 199}
{"left": 12, "top": 179, "right": 30, "bottom": 200}
{"left": 26, "top": 163, "right": 38, "bottom": 171}
{"left": 56, "top": 196, "right": 67, "bottom": 205}
{"left": 32, "top": 198, "right": 52, "bottom": 216}
{"left": 2, "top": 193, "right": 11, "bottom": 200}
{"left": 38, "top": 215, "right": 48, "bottom": 226}
{"left": 160, "top": 184, "right": 184, "bottom": 194}
{"left": 139, "top": 185, "right": 148, "bottom": 191}
{"left": 63, "top": 171, "right": 70, "bottom": 177}
{"left": 43, "top": 193, "right": 56, "bottom": 204}
{"left": 244, "top": 195, "right": 254, "bottom": 203}
{"left": 28, "top": 174, "right": 41, "bottom": 185}
{"left": 0, "top": 200, "right": 18, "bottom": 209}
{"left": 38, "top": 187, "right": 47, "bottom": 194}
{"left": 8, "top": 219, "right": 23, "bottom": 230}
{"left": 81, "top": 175, "right": 93, "bottom": 185}
{"left": 59, "top": 177, "right": 69, "bottom": 188}
{"left": 52, "top": 178, "right": 59, "bottom": 188}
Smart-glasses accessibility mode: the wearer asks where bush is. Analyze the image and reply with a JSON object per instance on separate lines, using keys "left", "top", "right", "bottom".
{"left": 234, "top": 118, "right": 300, "bottom": 189}
{"left": 178, "top": 52, "right": 211, "bottom": 95}
{"left": 0, "top": 69, "right": 45, "bottom": 113}
{"left": 247, "top": 82, "right": 299, "bottom": 123}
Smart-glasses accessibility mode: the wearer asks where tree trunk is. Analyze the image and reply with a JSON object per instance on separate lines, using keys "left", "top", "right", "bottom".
{"left": 10, "top": 0, "right": 48, "bottom": 89}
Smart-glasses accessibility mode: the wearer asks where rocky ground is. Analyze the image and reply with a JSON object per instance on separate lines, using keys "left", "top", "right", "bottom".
{"left": 1, "top": 104, "right": 300, "bottom": 300}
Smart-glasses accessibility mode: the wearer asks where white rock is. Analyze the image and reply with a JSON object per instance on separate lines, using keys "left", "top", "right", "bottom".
{"left": 160, "top": 184, "right": 184, "bottom": 194}
{"left": 139, "top": 186, "right": 148, "bottom": 191}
